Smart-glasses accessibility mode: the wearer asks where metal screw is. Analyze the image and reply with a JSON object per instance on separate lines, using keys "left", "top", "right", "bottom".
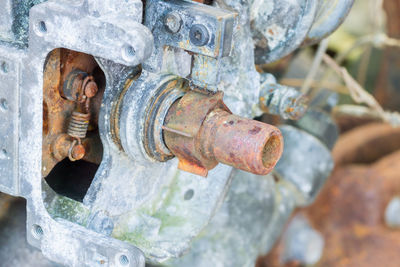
{"left": 189, "top": 24, "right": 210, "bottom": 46}
{"left": 164, "top": 12, "right": 182, "bottom": 33}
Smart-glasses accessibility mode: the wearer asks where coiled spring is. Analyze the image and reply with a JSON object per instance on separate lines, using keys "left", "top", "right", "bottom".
{"left": 67, "top": 111, "right": 90, "bottom": 139}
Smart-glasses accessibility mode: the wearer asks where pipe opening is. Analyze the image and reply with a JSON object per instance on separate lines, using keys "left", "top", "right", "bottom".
{"left": 262, "top": 134, "right": 282, "bottom": 169}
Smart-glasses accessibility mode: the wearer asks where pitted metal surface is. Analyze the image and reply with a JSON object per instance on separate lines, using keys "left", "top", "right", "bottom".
{"left": 250, "top": 0, "right": 354, "bottom": 64}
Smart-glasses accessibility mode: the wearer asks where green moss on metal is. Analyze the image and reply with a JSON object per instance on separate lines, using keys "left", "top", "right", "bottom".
{"left": 47, "top": 195, "right": 90, "bottom": 226}
{"left": 112, "top": 170, "right": 188, "bottom": 251}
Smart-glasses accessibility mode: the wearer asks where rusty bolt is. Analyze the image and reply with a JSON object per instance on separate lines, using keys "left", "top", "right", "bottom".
{"left": 163, "top": 90, "right": 283, "bottom": 176}
{"left": 52, "top": 134, "right": 73, "bottom": 161}
{"left": 71, "top": 143, "right": 86, "bottom": 161}
{"left": 84, "top": 80, "right": 98, "bottom": 98}
{"left": 63, "top": 70, "right": 98, "bottom": 102}
{"left": 51, "top": 134, "right": 86, "bottom": 161}
{"left": 62, "top": 70, "right": 87, "bottom": 102}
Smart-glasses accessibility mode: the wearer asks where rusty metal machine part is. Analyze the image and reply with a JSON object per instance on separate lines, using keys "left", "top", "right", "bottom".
{"left": 163, "top": 90, "right": 283, "bottom": 176}
{"left": 142, "top": 77, "right": 187, "bottom": 161}
{"left": 68, "top": 111, "right": 91, "bottom": 140}
{"left": 259, "top": 80, "right": 309, "bottom": 120}
{"left": 121, "top": 74, "right": 283, "bottom": 177}
{"left": 62, "top": 69, "right": 98, "bottom": 162}
{"left": 42, "top": 48, "right": 104, "bottom": 177}
{"left": 51, "top": 134, "right": 86, "bottom": 162}
{"left": 0, "top": 0, "right": 353, "bottom": 266}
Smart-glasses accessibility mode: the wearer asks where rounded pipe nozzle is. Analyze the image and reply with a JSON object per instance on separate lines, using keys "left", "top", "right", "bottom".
{"left": 200, "top": 109, "right": 283, "bottom": 175}
{"left": 162, "top": 91, "right": 284, "bottom": 176}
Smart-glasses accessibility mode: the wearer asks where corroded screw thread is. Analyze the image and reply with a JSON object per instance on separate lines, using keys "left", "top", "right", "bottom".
{"left": 260, "top": 83, "right": 309, "bottom": 120}
{"left": 67, "top": 111, "right": 90, "bottom": 139}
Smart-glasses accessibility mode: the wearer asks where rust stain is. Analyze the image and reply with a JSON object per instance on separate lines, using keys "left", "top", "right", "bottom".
{"left": 249, "top": 126, "right": 262, "bottom": 135}
{"left": 42, "top": 48, "right": 104, "bottom": 177}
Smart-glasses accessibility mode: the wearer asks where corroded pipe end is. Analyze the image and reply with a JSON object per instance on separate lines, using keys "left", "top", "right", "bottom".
{"left": 201, "top": 109, "right": 283, "bottom": 175}
{"left": 163, "top": 90, "right": 283, "bottom": 177}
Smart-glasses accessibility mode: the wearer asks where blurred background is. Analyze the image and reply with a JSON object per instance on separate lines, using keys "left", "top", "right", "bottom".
{"left": 256, "top": 0, "right": 400, "bottom": 266}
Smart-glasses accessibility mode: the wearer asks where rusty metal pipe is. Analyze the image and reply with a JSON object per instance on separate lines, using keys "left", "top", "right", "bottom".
{"left": 200, "top": 109, "right": 283, "bottom": 175}
{"left": 163, "top": 90, "right": 283, "bottom": 176}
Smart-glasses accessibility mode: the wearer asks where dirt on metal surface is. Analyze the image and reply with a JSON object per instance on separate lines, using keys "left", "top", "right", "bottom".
{"left": 163, "top": 90, "right": 283, "bottom": 176}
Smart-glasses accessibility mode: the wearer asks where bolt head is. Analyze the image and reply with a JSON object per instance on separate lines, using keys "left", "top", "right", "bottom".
{"left": 164, "top": 12, "right": 182, "bottom": 33}
{"left": 84, "top": 80, "right": 98, "bottom": 98}
{"left": 71, "top": 144, "right": 86, "bottom": 160}
{"left": 189, "top": 24, "right": 210, "bottom": 46}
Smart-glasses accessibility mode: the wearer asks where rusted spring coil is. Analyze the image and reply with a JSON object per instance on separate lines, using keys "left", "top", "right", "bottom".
{"left": 68, "top": 111, "right": 90, "bottom": 139}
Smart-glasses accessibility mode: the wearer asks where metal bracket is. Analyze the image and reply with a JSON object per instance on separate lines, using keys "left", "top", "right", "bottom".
{"left": 143, "top": 0, "right": 237, "bottom": 76}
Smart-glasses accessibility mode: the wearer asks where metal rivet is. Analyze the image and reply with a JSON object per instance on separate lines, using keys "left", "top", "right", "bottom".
{"left": 189, "top": 24, "right": 210, "bottom": 46}
{"left": 164, "top": 12, "right": 182, "bottom": 33}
